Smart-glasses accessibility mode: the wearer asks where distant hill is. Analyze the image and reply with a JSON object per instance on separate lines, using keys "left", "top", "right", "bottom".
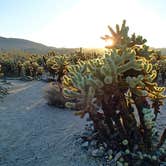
{"left": 0, "top": 36, "right": 104, "bottom": 55}
{"left": 0, "top": 36, "right": 165, "bottom": 55}
{"left": 0, "top": 36, "right": 88, "bottom": 54}
{"left": 159, "top": 48, "right": 166, "bottom": 55}
{"left": 0, "top": 36, "right": 55, "bottom": 54}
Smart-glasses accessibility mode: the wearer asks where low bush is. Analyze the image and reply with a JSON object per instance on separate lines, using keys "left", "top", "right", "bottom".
{"left": 44, "top": 82, "right": 66, "bottom": 107}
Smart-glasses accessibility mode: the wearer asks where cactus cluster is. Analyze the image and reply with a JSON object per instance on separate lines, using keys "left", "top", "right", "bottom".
{"left": 0, "top": 52, "right": 44, "bottom": 79}
{"left": 21, "top": 55, "right": 44, "bottom": 79}
{"left": 63, "top": 20, "right": 166, "bottom": 164}
{"left": 158, "top": 59, "right": 166, "bottom": 84}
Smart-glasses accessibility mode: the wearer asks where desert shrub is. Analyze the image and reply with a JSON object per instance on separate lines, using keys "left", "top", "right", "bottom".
{"left": 44, "top": 82, "right": 66, "bottom": 107}
{"left": 63, "top": 20, "right": 166, "bottom": 165}
{"left": 0, "top": 64, "right": 8, "bottom": 99}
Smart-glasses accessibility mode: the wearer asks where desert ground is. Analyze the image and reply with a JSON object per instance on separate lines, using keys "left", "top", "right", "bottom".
{"left": 0, "top": 80, "right": 165, "bottom": 166}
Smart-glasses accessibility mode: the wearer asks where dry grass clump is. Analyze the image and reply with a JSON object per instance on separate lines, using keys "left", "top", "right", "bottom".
{"left": 44, "top": 82, "right": 66, "bottom": 108}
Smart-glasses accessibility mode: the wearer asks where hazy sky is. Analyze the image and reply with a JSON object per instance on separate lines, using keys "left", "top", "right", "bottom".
{"left": 0, "top": 0, "right": 166, "bottom": 48}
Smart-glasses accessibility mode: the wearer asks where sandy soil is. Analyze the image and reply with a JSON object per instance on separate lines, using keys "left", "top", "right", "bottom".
{"left": 0, "top": 80, "right": 100, "bottom": 166}
{"left": 0, "top": 80, "right": 165, "bottom": 166}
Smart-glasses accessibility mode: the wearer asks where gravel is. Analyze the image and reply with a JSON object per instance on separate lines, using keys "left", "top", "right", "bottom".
{"left": 0, "top": 80, "right": 165, "bottom": 166}
{"left": 0, "top": 80, "right": 100, "bottom": 166}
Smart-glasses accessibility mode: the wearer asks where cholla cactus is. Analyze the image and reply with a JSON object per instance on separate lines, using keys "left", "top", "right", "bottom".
{"left": 158, "top": 59, "right": 166, "bottom": 84}
{"left": 45, "top": 54, "right": 68, "bottom": 81}
{"left": 44, "top": 55, "right": 69, "bottom": 106}
{"left": 36, "top": 66, "right": 44, "bottom": 78}
{"left": 51, "top": 55, "right": 68, "bottom": 83}
{"left": 46, "top": 57, "right": 56, "bottom": 75}
{"left": 63, "top": 20, "right": 166, "bottom": 162}
{"left": 0, "top": 52, "right": 44, "bottom": 78}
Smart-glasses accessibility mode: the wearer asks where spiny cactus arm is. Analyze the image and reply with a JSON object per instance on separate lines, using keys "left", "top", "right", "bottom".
{"left": 104, "top": 49, "right": 144, "bottom": 81}
{"left": 147, "top": 89, "right": 166, "bottom": 100}
{"left": 64, "top": 65, "right": 95, "bottom": 101}
{"left": 101, "top": 20, "right": 129, "bottom": 48}
{"left": 143, "top": 76, "right": 166, "bottom": 99}
{"left": 126, "top": 75, "right": 145, "bottom": 89}
{"left": 117, "top": 59, "right": 142, "bottom": 75}
{"left": 102, "top": 20, "right": 147, "bottom": 51}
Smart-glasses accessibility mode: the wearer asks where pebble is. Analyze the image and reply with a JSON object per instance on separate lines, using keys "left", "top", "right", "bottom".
{"left": 81, "top": 131, "right": 92, "bottom": 139}
{"left": 116, "top": 161, "right": 123, "bottom": 166}
{"left": 125, "top": 149, "right": 130, "bottom": 155}
{"left": 152, "top": 155, "right": 157, "bottom": 160}
{"left": 90, "top": 140, "right": 97, "bottom": 147}
{"left": 108, "top": 155, "right": 113, "bottom": 160}
{"left": 81, "top": 141, "right": 89, "bottom": 149}
{"left": 91, "top": 148, "right": 104, "bottom": 157}
{"left": 103, "top": 142, "right": 108, "bottom": 148}
{"left": 160, "top": 162, "right": 166, "bottom": 166}
{"left": 107, "top": 149, "right": 113, "bottom": 155}
{"left": 109, "top": 159, "right": 116, "bottom": 166}
{"left": 124, "top": 162, "right": 129, "bottom": 166}
{"left": 114, "top": 151, "right": 122, "bottom": 161}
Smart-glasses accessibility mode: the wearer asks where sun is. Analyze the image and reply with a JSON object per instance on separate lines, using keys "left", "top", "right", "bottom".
{"left": 105, "top": 39, "right": 114, "bottom": 47}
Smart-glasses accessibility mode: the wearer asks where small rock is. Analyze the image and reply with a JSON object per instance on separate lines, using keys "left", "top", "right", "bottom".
{"left": 109, "top": 159, "right": 116, "bottom": 166}
{"left": 143, "top": 153, "right": 148, "bottom": 158}
{"left": 119, "top": 157, "right": 124, "bottom": 162}
{"left": 160, "top": 162, "right": 166, "bottom": 166}
{"left": 99, "top": 146, "right": 105, "bottom": 151}
{"left": 108, "top": 155, "right": 113, "bottom": 160}
{"left": 114, "top": 151, "right": 122, "bottom": 161}
{"left": 105, "top": 155, "right": 108, "bottom": 159}
{"left": 91, "top": 148, "right": 104, "bottom": 157}
{"left": 81, "top": 141, "right": 89, "bottom": 149}
{"left": 85, "top": 123, "right": 94, "bottom": 131}
{"left": 107, "top": 149, "right": 113, "bottom": 155}
{"left": 159, "top": 148, "right": 165, "bottom": 154}
{"left": 125, "top": 149, "right": 130, "bottom": 155}
{"left": 116, "top": 161, "right": 123, "bottom": 166}
{"left": 86, "top": 117, "right": 91, "bottom": 121}
{"left": 81, "top": 131, "right": 92, "bottom": 140}
{"left": 76, "top": 138, "right": 84, "bottom": 144}
{"left": 103, "top": 142, "right": 108, "bottom": 148}
{"left": 90, "top": 140, "right": 97, "bottom": 147}
{"left": 124, "top": 162, "right": 129, "bottom": 166}
{"left": 151, "top": 155, "right": 157, "bottom": 161}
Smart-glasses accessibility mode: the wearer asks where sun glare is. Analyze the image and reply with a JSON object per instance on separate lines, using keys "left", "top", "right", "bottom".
{"left": 105, "top": 39, "right": 114, "bottom": 47}
{"left": 28, "top": 0, "right": 166, "bottom": 48}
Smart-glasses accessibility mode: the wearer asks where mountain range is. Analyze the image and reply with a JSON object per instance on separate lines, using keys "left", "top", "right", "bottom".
{"left": 0, "top": 36, "right": 166, "bottom": 55}
{"left": 0, "top": 36, "right": 55, "bottom": 54}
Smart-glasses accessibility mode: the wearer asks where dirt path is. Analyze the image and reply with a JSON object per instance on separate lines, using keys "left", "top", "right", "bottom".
{"left": 0, "top": 80, "right": 165, "bottom": 166}
{"left": 0, "top": 81, "right": 100, "bottom": 166}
